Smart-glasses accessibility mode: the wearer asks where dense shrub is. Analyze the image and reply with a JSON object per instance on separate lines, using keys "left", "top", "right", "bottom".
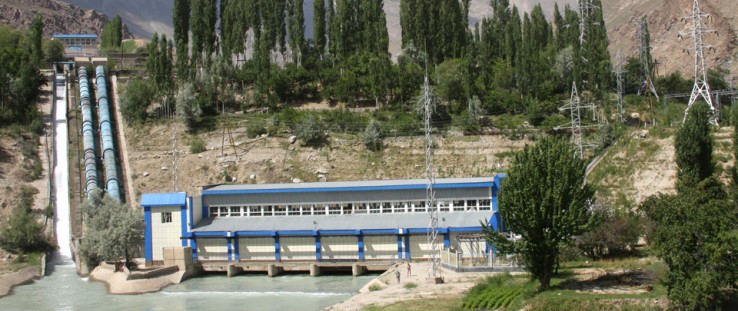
{"left": 362, "top": 119, "right": 384, "bottom": 151}
{"left": 0, "top": 186, "right": 53, "bottom": 254}
{"left": 576, "top": 211, "right": 643, "bottom": 259}
{"left": 189, "top": 136, "right": 206, "bottom": 154}
{"left": 295, "top": 115, "right": 327, "bottom": 147}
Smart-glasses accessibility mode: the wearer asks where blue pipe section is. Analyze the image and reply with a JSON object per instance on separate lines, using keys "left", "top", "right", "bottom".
{"left": 77, "top": 67, "right": 98, "bottom": 198}
{"left": 95, "top": 65, "right": 121, "bottom": 202}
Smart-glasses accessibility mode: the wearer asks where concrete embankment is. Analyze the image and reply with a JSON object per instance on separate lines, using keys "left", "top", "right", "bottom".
{"left": 0, "top": 254, "right": 46, "bottom": 298}
{"left": 89, "top": 263, "right": 191, "bottom": 295}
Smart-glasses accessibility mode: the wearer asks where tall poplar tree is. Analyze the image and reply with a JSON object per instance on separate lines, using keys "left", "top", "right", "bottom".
{"left": 288, "top": 0, "right": 305, "bottom": 65}
{"left": 313, "top": 0, "right": 327, "bottom": 56}
{"left": 190, "top": 0, "right": 205, "bottom": 66}
{"left": 30, "top": 14, "right": 43, "bottom": 66}
{"left": 675, "top": 102, "right": 714, "bottom": 192}
{"left": 173, "top": 0, "right": 191, "bottom": 78}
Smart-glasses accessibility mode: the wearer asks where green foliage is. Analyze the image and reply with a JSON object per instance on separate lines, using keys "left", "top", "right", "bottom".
{"left": 246, "top": 123, "right": 267, "bottom": 138}
{"left": 483, "top": 137, "right": 596, "bottom": 290}
{"left": 173, "top": 0, "right": 191, "bottom": 79}
{"left": 434, "top": 58, "right": 468, "bottom": 103}
{"left": 79, "top": 190, "right": 145, "bottom": 268}
{"left": 42, "top": 39, "right": 65, "bottom": 65}
{"left": 575, "top": 211, "right": 642, "bottom": 259}
{"left": 403, "top": 282, "right": 417, "bottom": 289}
{"left": 30, "top": 14, "right": 43, "bottom": 66}
{"left": 362, "top": 119, "right": 384, "bottom": 151}
{"left": 101, "top": 15, "right": 123, "bottom": 49}
{"left": 120, "top": 78, "right": 156, "bottom": 124}
{"left": 641, "top": 177, "right": 738, "bottom": 309}
{"left": 295, "top": 115, "right": 327, "bottom": 147}
{"left": 175, "top": 82, "right": 201, "bottom": 130}
{"left": 368, "top": 283, "right": 383, "bottom": 291}
{"left": 189, "top": 135, "right": 206, "bottom": 153}
{"left": 462, "top": 274, "right": 533, "bottom": 310}
{"left": 675, "top": 102, "right": 714, "bottom": 192}
{"left": 0, "top": 186, "right": 52, "bottom": 254}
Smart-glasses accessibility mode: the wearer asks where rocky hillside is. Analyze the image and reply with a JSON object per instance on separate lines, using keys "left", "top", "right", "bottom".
{"left": 0, "top": 0, "right": 133, "bottom": 39}
{"left": 604, "top": 0, "right": 737, "bottom": 80}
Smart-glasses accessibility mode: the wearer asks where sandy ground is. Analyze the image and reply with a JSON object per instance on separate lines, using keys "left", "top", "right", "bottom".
{"left": 326, "top": 262, "right": 500, "bottom": 311}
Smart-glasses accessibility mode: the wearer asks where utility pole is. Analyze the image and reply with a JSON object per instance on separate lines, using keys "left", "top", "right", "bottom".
{"left": 422, "top": 72, "right": 441, "bottom": 282}
{"left": 682, "top": 0, "right": 718, "bottom": 125}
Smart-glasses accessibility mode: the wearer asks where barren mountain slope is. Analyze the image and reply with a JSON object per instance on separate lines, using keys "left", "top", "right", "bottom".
{"left": 604, "top": 0, "right": 737, "bottom": 79}
{"left": 0, "top": 0, "right": 133, "bottom": 38}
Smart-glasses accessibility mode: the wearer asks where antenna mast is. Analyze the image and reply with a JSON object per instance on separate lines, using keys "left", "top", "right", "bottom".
{"left": 682, "top": 0, "right": 718, "bottom": 124}
{"left": 172, "top": 122, "right": 178, "bottom": 192}
{"left": 423, "top": 72, "right": 441, "bottom": 281}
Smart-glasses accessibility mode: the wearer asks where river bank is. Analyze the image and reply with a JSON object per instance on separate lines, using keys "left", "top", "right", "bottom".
{"left": 326, "top": 262, "right": 498, "bottom": 311}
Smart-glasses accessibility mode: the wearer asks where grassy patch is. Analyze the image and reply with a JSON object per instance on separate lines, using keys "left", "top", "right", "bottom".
{"left": 461, "top": 273, "right": 536, "bottom": 310}
{"left": 403, "top": 282, "right": 417, "bottom": 289}
{"left": 368, "top": 284, "right": 384, "bottom": 292}
{"left": 2, "top": 252, "right": 44, "bottom": 274}
{"left": 364, "top": 297, "right": 464, "bottom": 311}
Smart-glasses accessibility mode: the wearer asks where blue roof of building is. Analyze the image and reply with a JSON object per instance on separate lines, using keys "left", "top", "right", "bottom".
{"left": 141, "top": 192, "right": 187, "bottom": 207}
{"left": 52, "top": 34, "right": 98, "bottom": 39}
{"left": 202, "top": 177, "right": 498, "bottom": 195}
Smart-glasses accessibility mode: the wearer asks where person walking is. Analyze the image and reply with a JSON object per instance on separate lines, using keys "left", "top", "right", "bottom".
{"left": 395, "top": 270, "right": 401, "bottom": 284}
{"left": 406, "top": 261, "right": 412, "bottom": 276}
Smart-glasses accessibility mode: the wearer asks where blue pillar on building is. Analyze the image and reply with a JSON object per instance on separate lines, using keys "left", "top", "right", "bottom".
{"left": 226, "top": 233, "right": 233, "bottom": 261}
{"left": 315, "top": 235, "right": 321, "bottom": 261}
{"left": 191, "top": 238, "right": 198, "bottom": 262}
{"left": 443, "top": 232, "right": 450, "bottom": 248}
{"left": 404, "top": 235, "right": 411, "bottom": 259}
{"left": 143, "top": 206, "right": 152, "bottom": 264}
{"left": 274, "top": 234, "right": 281, "bottom": 262}
{"left": 180, "top": 205, "right": 188, "bottom": 247}
{"left": 358, "top": 234, "right": 365, "bottom": 261}
{"left": 233, "top": 235, "right": 240, "bottom": 261}
{"left": 397, "top": 234, "right": 404, "bottom": 259}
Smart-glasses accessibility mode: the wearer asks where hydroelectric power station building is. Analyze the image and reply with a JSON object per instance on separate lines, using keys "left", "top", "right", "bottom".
{"left": 141, "top": 177, "right": 503, "bottom": 268}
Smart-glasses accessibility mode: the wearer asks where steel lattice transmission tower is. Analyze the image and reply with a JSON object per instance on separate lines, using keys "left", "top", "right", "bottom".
{"left": 637, "top": 16, "right": 660, "bottom": 101}
{"left": 682, "top": 0, "right": 718, "bottom": 124}
{"left": 422, "top": 73, "right": 441, "bottom": 281}
{"left": 556, "top": 83, "right": 597, "bottom": 158}
{"left": 615, "top": 49, "right": 626, "bottom": 123}
{"left": 578, "top": 0, "right": 595, "bottom": 46}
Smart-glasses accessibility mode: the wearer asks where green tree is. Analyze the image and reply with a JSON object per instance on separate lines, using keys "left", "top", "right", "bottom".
{"left": 675, "top": 101, "right": 713, "bottom": 192}
{"left": 30, "top": 14, "right": 43, "bottom": 66}
{"left": 295, "top": 114, "right": 326, "bottom": 147}
{"left": 43, "top": 39, "right": 65, "bottom": 65}
{"left": 173, "top": 0, "right": 191, "bottom": 79}
{"left": 175, "top": 82, "right": 201, "bottom": 130}
{"left": 482, "top": 136, "right": 596, "bottom": 290}
{"left": 641, "top": 178, "right": 738, "bottom": 309}
{"left": 362, "top": 119, "right": 383, "bottom": 151}
{"left": 78, "top": 190, "right": 145, "bottom": 269}
{"left": 101, "top": 15, "right": 123, "bottom": 50}
{"left": 288, "top": 0, "right": 305, "bottom": 65}
{"left": 120, "top": 79, "right": 156, "bottom": 123}
{"left": 313, "top": 0, "right": 327, "bottom": 56}
{"left": 0, "top": 186, "right": 52, "bottom": 254}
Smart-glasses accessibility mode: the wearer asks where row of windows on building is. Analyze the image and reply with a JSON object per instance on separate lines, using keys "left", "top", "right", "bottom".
{"left": 56, "top": 38, "right": 97, "bottom": 46}
{"left": 208, "top": 199, "right": 492, "bottom": 218}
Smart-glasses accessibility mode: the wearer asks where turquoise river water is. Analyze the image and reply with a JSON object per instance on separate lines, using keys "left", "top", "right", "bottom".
{"left": 0, "top": 264, "right": 374, "bottom": 311}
